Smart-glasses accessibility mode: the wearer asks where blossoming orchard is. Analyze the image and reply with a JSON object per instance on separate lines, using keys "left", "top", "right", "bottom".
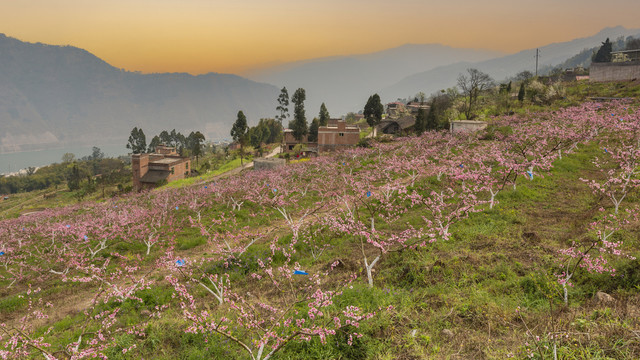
{"left": 0, "top": 100, "right": 639, "bottom": 359}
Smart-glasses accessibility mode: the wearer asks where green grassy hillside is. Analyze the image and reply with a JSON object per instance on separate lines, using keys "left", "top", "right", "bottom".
{"left": 1, "top": 82, "right": 639, "bottom": 360}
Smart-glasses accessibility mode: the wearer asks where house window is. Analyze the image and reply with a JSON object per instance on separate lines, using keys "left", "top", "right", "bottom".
{"left": 171, "top": 167, "right": 175, "bottom": 175}
{"left": 339, "top": 133, "right": 344, "bottom": 137}
{"left": 186, "top": 163, "right": 189, "bottom": 170}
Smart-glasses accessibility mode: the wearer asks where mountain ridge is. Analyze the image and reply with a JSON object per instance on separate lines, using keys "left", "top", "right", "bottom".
{"left": 381, "top": 26, "right": 640, "bottom": 100}
{"left": 246, "top": 43, "right": 503, "bottom": 116}
{"left": 0, "top": 33, "right": 279, "bottom": 153}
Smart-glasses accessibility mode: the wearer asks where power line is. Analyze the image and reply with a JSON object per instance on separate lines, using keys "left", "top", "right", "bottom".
{"left": 535, "top": 48, "right": 540, "bottom": 76}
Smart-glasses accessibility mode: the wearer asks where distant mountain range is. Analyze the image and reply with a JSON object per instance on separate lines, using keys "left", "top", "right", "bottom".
{"left": 0, "top": 34, "right": 279, "bottom": 153}
{"left": 380, "top": 26, "right": 640, "bottom": 101}
{"left": 249, "top": 26, "right": 640, "bottom": 114}
{"left": 1, "top": 26, "right": 639, "bottom": 153}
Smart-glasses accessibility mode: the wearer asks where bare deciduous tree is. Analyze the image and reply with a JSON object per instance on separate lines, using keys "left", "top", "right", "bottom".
{"left": 457, "top": 68, "right": 495, "bottom": 120}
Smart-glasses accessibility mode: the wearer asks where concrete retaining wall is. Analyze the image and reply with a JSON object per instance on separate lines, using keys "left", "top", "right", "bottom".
{"left": 450, "top": 120, "right": 487, "bottom": 133}
{"left": 253, "top": 158, "right": 286, "bottom": 171}
{"left": 590, "top": 61, "right": 640, "bottom": 82}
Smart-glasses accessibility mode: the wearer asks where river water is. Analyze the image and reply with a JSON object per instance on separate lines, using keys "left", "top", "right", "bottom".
{"left": 0, "top": 144, "right": 128, "bottom": 175}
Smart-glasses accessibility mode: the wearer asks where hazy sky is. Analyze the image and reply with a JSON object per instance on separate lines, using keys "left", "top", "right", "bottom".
{"left": 1, "top": 0, "right": 639, "bottom": 74}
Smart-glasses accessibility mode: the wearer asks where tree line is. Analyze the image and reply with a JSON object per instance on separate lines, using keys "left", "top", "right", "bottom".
{"left": 231, "top": 86, "right": 333, "bottom": 153}
{"left": 126, "top": 127, "right": 206, "bottom": 164}
{"left": 0, "top": 147, "right": 130, "bottom": 196}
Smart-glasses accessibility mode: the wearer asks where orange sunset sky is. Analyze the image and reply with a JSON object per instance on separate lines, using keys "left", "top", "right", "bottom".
{"left": 1, "top": 0, "right": 639, "bottom": 75}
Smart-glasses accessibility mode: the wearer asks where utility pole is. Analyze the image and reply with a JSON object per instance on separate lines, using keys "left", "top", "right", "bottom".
{"left": 535, "top": 48, "right": 540, "bottom": 77}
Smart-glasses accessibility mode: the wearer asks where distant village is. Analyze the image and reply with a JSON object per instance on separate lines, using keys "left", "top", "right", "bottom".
{"left": 130, "top": 45, "right": 640, "bottom": 190}
{"left": 131, "top": 97, "right": 492, "bottom": 190}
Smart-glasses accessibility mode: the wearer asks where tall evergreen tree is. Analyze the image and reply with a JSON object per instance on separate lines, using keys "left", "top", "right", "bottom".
{"left": 593, "top": 38, "right": 613, "bottom": 63}
{"left": 231, "top": 111, "right": 248, "bottom": 145}
{"left": 276, "top": 87, "right": 290, "bottom": 124}
{"left": 187, "top": 131, "right": 205, "bottom": 166}
{"left": 518, "top": 82, "right": 526, "bottom": 103}
{"left": 426, "top": 101, "right": 438, "bottom": 130}
{"left": 414, "top": 107, "right": 427, "bottom": 135}
{"left": 231, "top": 111, "right": 249, "bottom": 165}
{"left": 308, "top": 118, "right": 320, "bottom": 143}
{"left": 147, "top": 135, "right": 161, "bottom": 153}
{"left": 318, "top": 103, "right": 330, "bottom": 126}
{"left": 363, "top": 94, "right": 383, "bottom": 130}
{"left": 158, "top": 130, "right": 170, "bottom": 146}
{"left": 67, "top": 163, "right": 82, "bottom": 191}
{"left": 126, "top": 127, "right": 147, "bottom": 154}
{"left": 289, "top": 88, "right": 308, "bottom": 142}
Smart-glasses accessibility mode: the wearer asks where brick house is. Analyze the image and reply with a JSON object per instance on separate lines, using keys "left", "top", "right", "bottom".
{"left": 282, "top": 119, "right": 360, "bottom": 154}
{"left": 132, "top": 145, "right": 191, "bottom": 191}
{"left": 386, "top": 102, "right": 406, "bottom": 117}
{"left": 282, "top": 129, "right": 317, "bottom": 152}
{"left": 317, "top": 119, "right": 360, "bottom": 152}
{"left": 406, "top": 101, "right": 430, "bottom": 116}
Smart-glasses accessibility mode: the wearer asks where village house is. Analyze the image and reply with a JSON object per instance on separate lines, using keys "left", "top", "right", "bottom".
{"left": 132, "top": 145, "right": 191, "bottom": 191}
{"left": 282, "top": 118, "right": 360, "bottom": 154}
{"left": 376, "top": 115, "right": 416, "bottom": 135}
{"left": 406, "top": 101, "right": 430, "bottom": 116}
{"left": 317, "top": 119, "right": 360, "bottom": 152}
{"left": 386, "top": 102, "right": 406, "bottom": 117}
{"left": 282, "top": 129, "right": 317, "bottom": 153}
{"left": 612, "top": 49, "right": 640, "bottom": 63}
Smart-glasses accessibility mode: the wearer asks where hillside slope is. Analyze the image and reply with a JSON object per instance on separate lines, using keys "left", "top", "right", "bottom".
{"left": 0, "top": 95, "right": 639, "bottom": 359}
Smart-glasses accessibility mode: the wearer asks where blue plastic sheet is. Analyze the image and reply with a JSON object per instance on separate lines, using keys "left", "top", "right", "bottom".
{"left": 293, "top": 270, "right": 308, "bottom": 275}
{"left": 0, "top": 252, "right": 4, "bottom": 256}
{"left": 175, "top": 206, "right": 179, "bottom": 210}
{"left": 366, "top": 191, "right": 372, "bottom": 197}
{"left": 459, "top": 164, "right": 464, "bottom": 168}
{"left": 526, "top": 171, "right": 533, "bottom": 180}
{"left": 176, "top": 259, "right": 185, "bottom": 267}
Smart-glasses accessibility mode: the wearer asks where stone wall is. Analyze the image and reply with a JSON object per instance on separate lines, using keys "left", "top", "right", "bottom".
{"left": 590, "top": 61, "right": 640, "bottom": 82}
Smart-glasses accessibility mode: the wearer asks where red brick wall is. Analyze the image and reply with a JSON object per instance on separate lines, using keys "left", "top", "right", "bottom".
{"left": 317, "top": 120, "right": 360, "bottom": 152}
{"left": 131, "top": 154, "right": 149, "bottom": 191}
{"left": 165, "top": 159, "right": 191, "bottom": 182}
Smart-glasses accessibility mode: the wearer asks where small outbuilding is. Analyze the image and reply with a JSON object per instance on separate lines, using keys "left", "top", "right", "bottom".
{"left": 449, "top": 120, "right": 488, "bottom": 133}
